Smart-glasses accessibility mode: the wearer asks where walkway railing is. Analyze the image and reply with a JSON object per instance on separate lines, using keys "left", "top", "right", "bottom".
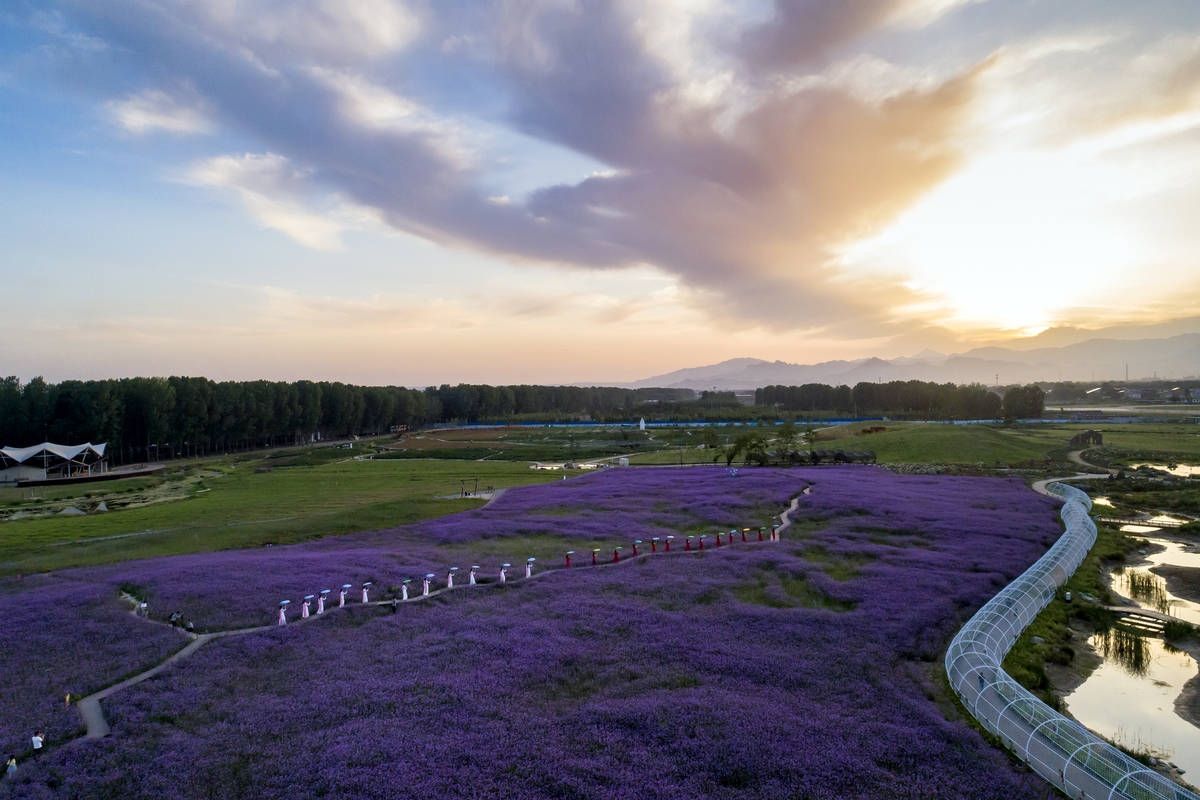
{"left": 945, "top": 482, "right": 1198, "bottom": 800}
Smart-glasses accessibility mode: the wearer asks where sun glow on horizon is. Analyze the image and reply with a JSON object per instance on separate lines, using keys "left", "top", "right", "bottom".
{"left": 840, "top": 148, "right": 1148, "bottom": 332}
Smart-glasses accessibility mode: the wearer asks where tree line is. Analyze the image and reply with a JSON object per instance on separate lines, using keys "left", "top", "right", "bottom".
{"left": 757, "top": 380, "right": 1043, "bottom": 420}
{"left": 0, "top": 376, "right": 434, "bottom": 464}
{"left": 0, "top": 375, "right": 1047, "bottom": 465}
{"left": 0, "top": 377, "right": 696, "bottom": 463}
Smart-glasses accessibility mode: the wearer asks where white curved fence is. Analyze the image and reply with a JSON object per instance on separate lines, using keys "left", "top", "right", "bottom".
{"left": 945, "top": 482, "right": 1198, "bottom": 800}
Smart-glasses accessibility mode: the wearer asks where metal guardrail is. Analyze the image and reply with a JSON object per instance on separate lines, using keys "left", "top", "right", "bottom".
{"left": 945, "top": 482, "right": 1198, "bottom": 800}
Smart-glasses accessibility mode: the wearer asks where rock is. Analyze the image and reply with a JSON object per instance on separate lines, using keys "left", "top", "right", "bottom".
{"left": 60, "top": 507, "right": 85, "bottom": 516}
{"left": 94, "top": 502, "right": 108, "bottom": 513}
{"left": 1031, "top": 636, "right": 1045, "bottom": 645}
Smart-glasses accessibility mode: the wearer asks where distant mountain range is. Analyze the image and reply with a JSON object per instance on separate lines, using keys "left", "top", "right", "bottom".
{"left": 625, "top": 333, "right": 1200, "bottom": 390}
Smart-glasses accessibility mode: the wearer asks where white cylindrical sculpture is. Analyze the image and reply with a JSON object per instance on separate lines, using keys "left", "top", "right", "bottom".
{"left": 526, "top": 558, "right": 535, "bottom": 578}
{"left": 340, "top": 584, "right": 351, "bottom": 607}
{"left": 362, "top": 582, "right": 372, "bottom": 603}
{"left": 500, "top": 564, "right": 510, "bottom": 583}
{"left": 470, "top": 566, "right": 480, "bottom": 585}
{"left": 302, "top": 595, "right": 313, "bottom": 618}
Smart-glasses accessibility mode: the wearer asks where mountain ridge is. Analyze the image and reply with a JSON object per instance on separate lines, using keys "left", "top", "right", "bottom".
{"left": 621, "top": 333, "right": 1200, "bottom": 390}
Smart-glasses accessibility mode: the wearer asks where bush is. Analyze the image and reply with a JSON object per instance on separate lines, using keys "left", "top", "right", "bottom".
{"left": 1163, "top": 620, "right": 1197, "bottom": 641}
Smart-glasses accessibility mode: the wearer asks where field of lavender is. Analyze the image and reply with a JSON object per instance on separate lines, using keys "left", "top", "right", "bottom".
{"left": 1, "top": 467, "right": 1064, "bottom": 799}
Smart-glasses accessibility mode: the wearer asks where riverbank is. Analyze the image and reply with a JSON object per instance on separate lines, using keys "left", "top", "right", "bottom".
{"left": 1173, "top": 638, "right": 1200, "bottom": 729}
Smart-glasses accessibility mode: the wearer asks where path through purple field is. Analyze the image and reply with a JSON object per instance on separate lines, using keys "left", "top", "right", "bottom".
{"left": 3, "top": 467, "right": 1063, "bottom": 799}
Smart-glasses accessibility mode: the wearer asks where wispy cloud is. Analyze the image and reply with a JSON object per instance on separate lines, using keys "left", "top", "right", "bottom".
{"left": 184, "top": 152, "right": 392, "bottom": 249}
{"left": 106, "top": 89, "right": 212, "bottom": 135}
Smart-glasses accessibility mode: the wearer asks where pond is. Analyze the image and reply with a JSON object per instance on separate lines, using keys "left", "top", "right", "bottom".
{"left": 1129, "top": 463, "right": 1200, "bottom": 478}
{"left": 1064, "top": 533, "right": 1200, "bottom": 779}
{"left": 1065, "top": 633, "right": 1200, "bottom": 774}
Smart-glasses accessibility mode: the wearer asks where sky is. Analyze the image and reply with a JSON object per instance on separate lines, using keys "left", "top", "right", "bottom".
{"left": 2, "top": 0, "right": 1200, "bottom": 386}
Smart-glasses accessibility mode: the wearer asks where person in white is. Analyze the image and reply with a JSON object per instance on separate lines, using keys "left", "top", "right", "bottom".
{"left": 277, "top": 601, "right": 289, "bottom": 625}
{"left": 362, "top": 582, "right": 371, "bottom": 603}
{"left": 500, "top": 564, "right": 509, "bottom": 583}
{"left": 318, "top": 590, "right": 330, "bottom": 614}
{"left": 423, "top": 574, "right": 433, "bottom": 596}
{"left": 447, "top": 567, "right": 457, "bottom": 589}
{"left": 469, "top": 566, "right": 479, "bottom": 585}
{"left": 31, "top": 732, "right": 43, "bottom": 756}
{"left": 525, "top": 558, "right": 535, "bottom": 578}
{"left": 302, "top": 596, "right": 312, "bottom": 618}
{"left": 401, "top": 580, "right": 410, "bottom": 600}
{"left": 340, "top": 585, "right": 350, "bottom": 607}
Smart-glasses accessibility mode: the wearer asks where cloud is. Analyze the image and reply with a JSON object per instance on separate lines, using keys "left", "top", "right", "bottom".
{"left": 34, "top": 0, "right": 1200, "bottom": 353}
{"left": 186, "top": 152, "right": 387, "bottom": 249}
{"left": 106, "top": 89, "right": 212, "bottom": 134}
{"left": 187, "top": 0, "right": 421, "bottom": 61}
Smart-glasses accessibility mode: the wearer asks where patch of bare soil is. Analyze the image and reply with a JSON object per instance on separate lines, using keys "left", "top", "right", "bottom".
{"left": 1152, "top": 563, "right": 1200, "bottom": 605}
{"left": 1046, "top": 621, "right": 1103, "bottom": 701}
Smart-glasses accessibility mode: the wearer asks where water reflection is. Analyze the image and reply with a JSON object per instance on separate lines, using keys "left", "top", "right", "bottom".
{"left": 1067, "top": 634, "right": 1200, "bottom": 776}
{"left": 1120, "top": 569, "right": 1177, "bottom": 616}
{"left": 1129, "top": 463, "right": 1200, "bottom": 477}
{"left": 1093, "top": 627, "right": 1152, "bottom": 676}
{"left": 1066, "top": 531, "right": 1200, "bottom": 779}
{"left": 1135, "top": 538, "right": 1200, "bottom": 627}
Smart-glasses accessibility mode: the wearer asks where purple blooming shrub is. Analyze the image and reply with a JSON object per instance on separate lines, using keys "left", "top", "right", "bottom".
{"left": 2, "top": 468, "right": 1061, "bottom": 799}
{"left": 0, "top": 576, "right": 188, "bottom": 759}
{"left": 52, "top": 468, "right": 809, "bottom": 630}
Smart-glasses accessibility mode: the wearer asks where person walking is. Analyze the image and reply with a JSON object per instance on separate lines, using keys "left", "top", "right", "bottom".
{"left": 31, "top": 732, "right": 43, "bottom": 758}
{"left": 6, "top": 756, "right": 16, "bottom": 778}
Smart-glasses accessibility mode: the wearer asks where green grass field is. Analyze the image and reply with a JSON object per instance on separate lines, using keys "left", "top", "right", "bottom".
{"left": 0, "top": 459, "right": 578, "bottom": 576}
{"left": 6, "top": 419, "right": 1198, "bottom": 577}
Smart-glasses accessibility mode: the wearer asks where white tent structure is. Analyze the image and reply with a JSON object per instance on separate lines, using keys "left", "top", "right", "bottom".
{"left": 0, "top": 442, "right": 108, "bottom": 484}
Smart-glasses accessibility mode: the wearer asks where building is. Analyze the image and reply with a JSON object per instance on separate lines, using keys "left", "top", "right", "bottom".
{"left": 0, "top": 442, "right": 108, "bottom": 485}
{"left": 1069, "top": 430, "right": 1103, "bottom": 447}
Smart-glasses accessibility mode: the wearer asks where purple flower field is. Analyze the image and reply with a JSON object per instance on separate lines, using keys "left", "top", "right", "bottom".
{"left": 57, "top": 468, "right": 810, "bottom": 631}
{"left": 0, "top": 577, "right": 188, "bottom": 760}
{"left": 1, "top": 467, "right": 1063, "bottom": 798}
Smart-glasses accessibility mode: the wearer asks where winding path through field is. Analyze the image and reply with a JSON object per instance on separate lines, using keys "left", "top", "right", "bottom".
{"left": 71, "top": 488, "right": 807, "bottom": 740}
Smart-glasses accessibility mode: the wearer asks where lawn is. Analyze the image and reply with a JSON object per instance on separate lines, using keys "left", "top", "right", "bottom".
{"left": 0, "top": 460, "right": 579, "bottom": 576}
{"left": 772, "top": 421, "right": 1200, "bottom": 465}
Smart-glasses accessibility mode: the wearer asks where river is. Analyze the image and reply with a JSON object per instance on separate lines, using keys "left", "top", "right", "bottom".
{"left": 1063, "top": 529, "right": 1200, "bottom": 778}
